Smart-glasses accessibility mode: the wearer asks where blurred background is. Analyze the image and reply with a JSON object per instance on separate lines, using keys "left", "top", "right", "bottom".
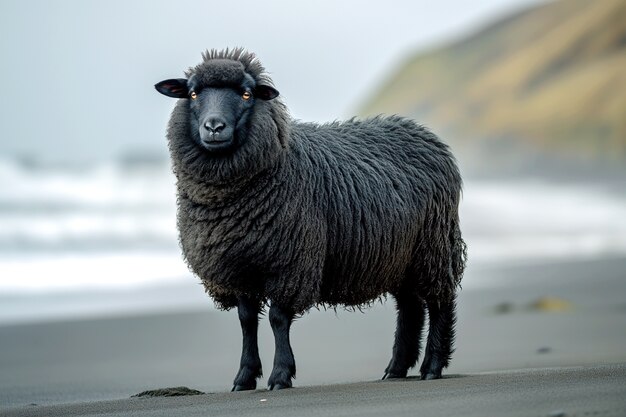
{"left": 1, "top": 0, "right": 625, "bottom": 407}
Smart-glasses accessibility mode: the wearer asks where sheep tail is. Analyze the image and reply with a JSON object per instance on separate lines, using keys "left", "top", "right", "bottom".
{"left": 449, "top": 214, "right": 467, "bottom": 290}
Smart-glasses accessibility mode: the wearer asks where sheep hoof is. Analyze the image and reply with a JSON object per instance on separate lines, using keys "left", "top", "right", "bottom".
{"left": 268, "top": 383, "right": 291, "bottom": 391}
{"left": 382, "top": 369, "right": 407, "bottom": 380}
{"left": 232, "top": 383, "right": 256, "bottom": 392}
{"left": 421, "top": 372, "right": 442, "bottom": 380}
{"left": 382, "top": 372, "right": 403, "bottom": 380}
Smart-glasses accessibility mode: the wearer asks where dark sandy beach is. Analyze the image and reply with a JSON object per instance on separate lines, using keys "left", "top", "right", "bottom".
{"left": 2, "top": 365, "right": 626, "bottom": 417}
{"left": 1, "top": 256, "right": 626, "bottom": 416}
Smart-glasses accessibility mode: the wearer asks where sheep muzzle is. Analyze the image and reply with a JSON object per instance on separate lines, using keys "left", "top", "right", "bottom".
{"left": 198, "top": 114, "right": 235, "bottom": 151}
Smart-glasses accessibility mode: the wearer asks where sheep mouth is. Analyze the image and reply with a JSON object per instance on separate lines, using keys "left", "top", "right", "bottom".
{"left": 200, "top": 137, "right": 236, "bottom": 152}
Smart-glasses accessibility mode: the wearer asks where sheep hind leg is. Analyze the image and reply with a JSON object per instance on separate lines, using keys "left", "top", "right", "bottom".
{"left": 382, "top": 292, "right": 425, "bottom": 379}
{"left": 232, "top": 296, "right": 263, "bottom": 391}
{"left": 420, "top": 295, "right": 457, "bottom": 380}
{"left": 267, "top": 303, "right": 296, "bottom": 390}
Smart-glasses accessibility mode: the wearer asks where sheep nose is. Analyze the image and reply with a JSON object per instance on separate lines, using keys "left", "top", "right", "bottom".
{"left": 204, "top": 118, "right": 226, "bottom": 134}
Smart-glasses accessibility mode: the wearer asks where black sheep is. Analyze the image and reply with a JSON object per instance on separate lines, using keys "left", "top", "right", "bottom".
{"left": 155, "top": 48, "right": 467, "bottom": 391}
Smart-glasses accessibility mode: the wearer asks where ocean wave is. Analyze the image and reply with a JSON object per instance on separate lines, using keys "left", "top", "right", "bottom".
{"left": 0, "top": 157, "right": 175, "bottom": 210}
{"left": 0, "top": 157, "right": 177, "bottom": 252}
{"left": 0, "top": 251, "right": 190, "bottom": 293}
{"left": 0, "top": 210, "right": 177, "bottom": 251}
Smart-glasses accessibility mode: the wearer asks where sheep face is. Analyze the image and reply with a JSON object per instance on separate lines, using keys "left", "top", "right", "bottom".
{"left": 157, "top": 51, "right": 292, "bottom": 185}
{"left": 155, "top": 63, "right": 279, "bottom": 154}
{"left": 190, "top": 82, "right": 253, "bottom": 152}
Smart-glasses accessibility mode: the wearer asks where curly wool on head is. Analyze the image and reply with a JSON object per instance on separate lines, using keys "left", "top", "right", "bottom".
{"left": 186, "top": 48, "right": 273, "bottom": 87}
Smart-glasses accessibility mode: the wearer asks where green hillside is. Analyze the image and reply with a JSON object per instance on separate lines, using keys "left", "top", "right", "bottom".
{"left": 360, "top": 0, "right": 626, "bottom": 175}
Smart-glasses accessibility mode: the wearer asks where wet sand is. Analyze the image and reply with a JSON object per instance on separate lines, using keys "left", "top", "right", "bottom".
{"left": 1, "top": 256, "right": 626, "bottom": 416}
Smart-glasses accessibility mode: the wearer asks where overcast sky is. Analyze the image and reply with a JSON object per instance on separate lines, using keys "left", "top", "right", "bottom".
{"left": 0, "top": 0, "right": 545, "bottom": 162}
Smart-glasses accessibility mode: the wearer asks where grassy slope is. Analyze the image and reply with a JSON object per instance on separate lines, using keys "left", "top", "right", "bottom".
{"left": 360, "top": 0, "right": 626, "bottom": 173}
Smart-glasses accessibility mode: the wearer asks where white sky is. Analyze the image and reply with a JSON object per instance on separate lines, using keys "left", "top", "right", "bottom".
{"left": 0, "top": 0, "right": 546, "bottom": 162}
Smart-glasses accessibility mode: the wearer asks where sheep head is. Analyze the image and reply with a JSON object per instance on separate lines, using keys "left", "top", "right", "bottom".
{"left": 156, "top": 48, "right": 291, "bottom": 185}
{"left": 156, "top": 58, "right": 279, "bottom": 153}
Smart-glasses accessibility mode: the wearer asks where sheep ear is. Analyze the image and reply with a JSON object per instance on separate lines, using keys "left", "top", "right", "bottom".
{"left": 155, "top": 78, "right": 189, "bottom": 98}
{"left": 254, "top": 85, "right": 279, "bottom": 100}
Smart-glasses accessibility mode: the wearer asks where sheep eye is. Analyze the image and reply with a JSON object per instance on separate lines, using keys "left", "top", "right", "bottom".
{"left": 242, "top": 91, "right": 252, "bottom": 101}
{"left": 190, "top": 91, "right": 197, "bottom": 100}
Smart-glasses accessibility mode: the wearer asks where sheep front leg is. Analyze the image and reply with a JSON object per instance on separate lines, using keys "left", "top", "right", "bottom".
{"left": 267, "top": 303, "right": 296, "bottom": 390}
{"left": 232, "top": 296, "right": 262, "bottom": 391}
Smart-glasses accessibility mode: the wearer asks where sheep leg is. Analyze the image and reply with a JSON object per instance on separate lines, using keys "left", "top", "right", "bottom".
{"left": 382, "top": 293, "right": 426, "bottom": 379}
{"left": 420, "top": 296, "right": 457, "bottom": 380}
{"left": 232, "top": 296, "right": 262, "bottom": 391}
{"left": 267, "top": 303, "right": 296, "bottom": 390}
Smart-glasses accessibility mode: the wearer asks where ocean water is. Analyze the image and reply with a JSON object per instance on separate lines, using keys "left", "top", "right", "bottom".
{"left": 1, "top": 157, "right": 625, "bottom": 324}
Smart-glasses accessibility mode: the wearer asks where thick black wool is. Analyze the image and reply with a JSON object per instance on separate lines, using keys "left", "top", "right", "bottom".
{"left": 167, "top": 49, "right": 467, "bottom": 314}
